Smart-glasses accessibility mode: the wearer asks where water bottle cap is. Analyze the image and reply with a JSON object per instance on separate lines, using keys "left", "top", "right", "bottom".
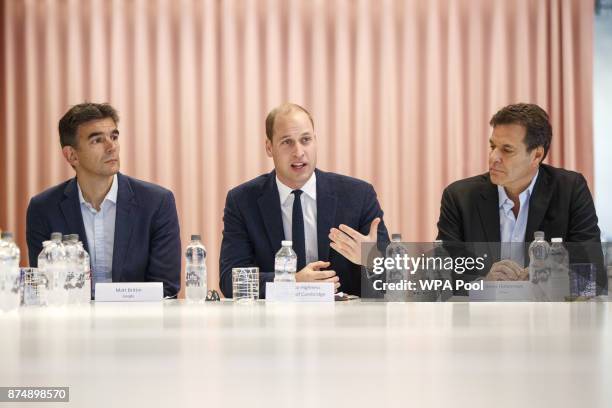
{"left": 551, "top": 237, "right": 563, "bottom": 243}
{"left": 69, "top": 234, "right": 79, "bottom": 241}
{"left": 62, "top": 235, "right": 71, "bottom": 242}
{"left": 534, "top": 231, "right": 545, "bottom": 240}
{"left": 391, "top": 233, "right": 402, "bottom": 241}
{"left": 191, "top": 234, "right": 201, "bottom": 241}
{"left": 1, "top": 231, "right": 13, "bottom": 239}
{"left": 282, "top": 240, "right": 292, "bottom": 246}
{"left": 51, "top": 232, "right": 62, "bottom": 241}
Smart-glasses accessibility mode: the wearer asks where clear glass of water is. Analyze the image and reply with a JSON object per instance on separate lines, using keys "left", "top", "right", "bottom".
{"left": 569, "top": 263, "right": 596, "bottom": 299}
{"left": 232, "top": 267, "right": 259, "bottom": 303}
{"left": 22, "top": 267, "right": 48, "bottom": 307}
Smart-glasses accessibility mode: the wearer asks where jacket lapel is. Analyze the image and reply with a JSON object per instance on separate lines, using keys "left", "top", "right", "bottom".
{"left": 525, "top": 166, "right": 553, "bottom": 243}
{"left": 477, "top": 175, "right": 501, "bottom": 258}
{"left": 60, "top": 178, "right": 89, "bottom": 254}
{"left": 111, "top": 173, "right": 137, "bottom": 282}
{"left": 257, "top": 171, "right": 285, "bottom": 253}
{"left": 315, "top": 169, "right": 337, "bottom": 262}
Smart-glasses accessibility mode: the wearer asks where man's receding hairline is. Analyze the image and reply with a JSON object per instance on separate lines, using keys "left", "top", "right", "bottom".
{"left": 272, "top": 108, "right": 313, "bottom": 137}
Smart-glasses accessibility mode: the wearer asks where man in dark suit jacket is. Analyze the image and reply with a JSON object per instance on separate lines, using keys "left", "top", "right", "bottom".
{"left": 26, "top": 103, "right": 181, "bottom": 298}
{"left": 436, "top": 103, "right": 605, "bottom": 294}
{"left": 220, "top": 103, "right": 389, "bottom": 298}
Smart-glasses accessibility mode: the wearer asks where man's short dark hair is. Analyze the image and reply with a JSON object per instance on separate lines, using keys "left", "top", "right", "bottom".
{"left": 265, "top": 102, "right": 314, "bottom": 142}
{"left": 489, "top": 103, "right": 552, "bottom": 161}
{"left": 58, "top": 102, "right": 119, "bottom": 148}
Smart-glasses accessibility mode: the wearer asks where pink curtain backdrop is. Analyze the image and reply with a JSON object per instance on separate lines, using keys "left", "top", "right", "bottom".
{"left": 1, "top": 0, "right": 594, "bottom": 296}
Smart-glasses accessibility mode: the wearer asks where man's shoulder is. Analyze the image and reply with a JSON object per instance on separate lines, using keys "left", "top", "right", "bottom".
{"left": 226, "top": 172, "right": 273, "bottom": 199}
{"left": 539, "top": 163, "right": 584, "bottom": 184}
{"left": 316, "top": 169, "right": 375, "bottom": 194}
{"left": 444, "top": 172, "right": 490, "bottom": 195}
{"left": 120, "top": 174, "right": 174, "bottom": 200}
{"left": 29, "top": 179, "right": 73, "bottom": 208}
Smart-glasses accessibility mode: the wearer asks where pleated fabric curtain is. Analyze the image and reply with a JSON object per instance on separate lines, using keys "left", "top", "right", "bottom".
{"left": 1, "top": 0, "right": 594, "bottom": 295}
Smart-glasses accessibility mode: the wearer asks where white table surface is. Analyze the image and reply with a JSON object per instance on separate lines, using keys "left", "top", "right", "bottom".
{"left": 1, "top": 300, "right": 611, "bottom": 408}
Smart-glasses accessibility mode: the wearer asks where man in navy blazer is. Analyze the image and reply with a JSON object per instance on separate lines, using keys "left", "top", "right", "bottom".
{"left": 26, "top": 103, "right": 181, "bottom": 298}
{"left": 220, "top": 103, "right": 389, "bottom": 298}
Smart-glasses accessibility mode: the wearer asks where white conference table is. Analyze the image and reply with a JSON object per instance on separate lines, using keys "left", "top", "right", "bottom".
{"left": 1, "top": 299, "right": 611, "bottom": 408}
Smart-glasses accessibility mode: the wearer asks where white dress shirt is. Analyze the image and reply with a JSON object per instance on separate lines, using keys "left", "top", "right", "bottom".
{"left": 78, "top": 175, "right": 118, "bottom": 288}
{"left": 276, "top": 172, "right": 319, "bottom": 265}
{"left": 498, "top": 171, "right": 539, "bottom": 267}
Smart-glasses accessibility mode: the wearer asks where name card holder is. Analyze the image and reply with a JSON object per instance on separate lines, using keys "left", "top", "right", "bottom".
{"left": 265, "top": 282, "right": 334, "bottom": 302}
{"left": 95, "top": 282, "right": 163, "bottom": 302}
{"left": 469, "top": 281, "right": 536, "bottom": 301}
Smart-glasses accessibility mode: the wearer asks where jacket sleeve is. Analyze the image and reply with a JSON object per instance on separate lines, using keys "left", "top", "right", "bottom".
{"left": 26, "top": 199, "right": 50, "bottom": 267}
{"left": 436, "top": 186, "right": 464, "bottom": 242}
{"left": 145, "top": 190, "right": 182, "bottom": 297}
{"left": 567, "top": 173, "right": 606, "bottom": 294}
{"left": 358, "top": 183, "right": 390, "bottom": 255}
{"left": 567, "top": 173, "right": 601, "bottom": 243}
{"left": 219, "top": 189, "right": 271, "bottom": 297}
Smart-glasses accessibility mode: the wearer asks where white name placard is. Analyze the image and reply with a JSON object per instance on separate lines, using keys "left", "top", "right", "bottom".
{"left": 95, "top": 282, "right": 163, "bottom": 302}
{"left": 266, "top": 282, "right": 334, "bottom": 302}
{"left": 469, "top": 281, "right": 536, "bottom": 301}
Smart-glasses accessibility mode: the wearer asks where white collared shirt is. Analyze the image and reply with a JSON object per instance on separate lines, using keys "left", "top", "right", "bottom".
{"left": 498, "top": 171, "right": 539, "bottom": 266}
{"left": 276, "top": 172, "right": 319, "bottom": 264}
{"left": 78, "top": 175, "right": 118, "bottom": 287}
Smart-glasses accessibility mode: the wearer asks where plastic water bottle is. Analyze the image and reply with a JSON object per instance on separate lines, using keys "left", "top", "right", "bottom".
{"left": 37, "top": 241, "right": 50, "bottom": 273}
{"left": 529, "top": 231, "right": 550, "bottom": 284}
{"left": 543, "top": 237, "right": 570, "bottom": 301}
{"left": 0, "top": 232, "right": 21, "bottom": 311}
{"left": 75, "top": 240, "right": 91, "bottom": 303}
{"left": 45, "top": 232, "right": 67, "bottom": 306}
{"left": 0, "top": 234, "right": 7, "bottom": 310}
{"left": 385, "top": 233, "right": 409, "bottom": 301}
{"left": 63, "top": 234, "right": 79, "bottom": 303}
{"left": 33, "top": 240, "right": 52, "bottom": 306}
{"left": 432, "top": 240, "right": 453, "bottom": 301}
{"left": 274, "top": 240, "right": 297, "bottom": 282}
{"left": 185, "top": 234, "right": 207, "bottom": 301}
{"left": 606, "top": 242, "right": 612, "bottom": 298}
{"left": 0, "top": 233, "right": 7, "bottom": 307}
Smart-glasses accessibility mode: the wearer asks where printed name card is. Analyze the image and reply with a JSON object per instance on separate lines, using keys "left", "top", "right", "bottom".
{"left": 469, "top": 281, "right": 536, "bottom": 301}
{"left": 266, "top": 282, "right": 334, "bottom": 302}
{"left": 95, "top": 282, "right": 163, "bottom": 302}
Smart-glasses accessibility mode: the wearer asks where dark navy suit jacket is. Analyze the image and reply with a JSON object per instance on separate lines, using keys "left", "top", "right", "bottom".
{"left": 26, "top": 173, "right": 181, "bottom": 297}
{"left": 220, "top": 169, "right": 389, "bottom": 298}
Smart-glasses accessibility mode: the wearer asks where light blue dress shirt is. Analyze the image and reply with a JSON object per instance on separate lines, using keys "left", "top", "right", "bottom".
{"left": 498, "top": 171, "right": 539, "bottom": 267}
{"left": 77, "top": 175, "right": 118, "bottom": 293}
